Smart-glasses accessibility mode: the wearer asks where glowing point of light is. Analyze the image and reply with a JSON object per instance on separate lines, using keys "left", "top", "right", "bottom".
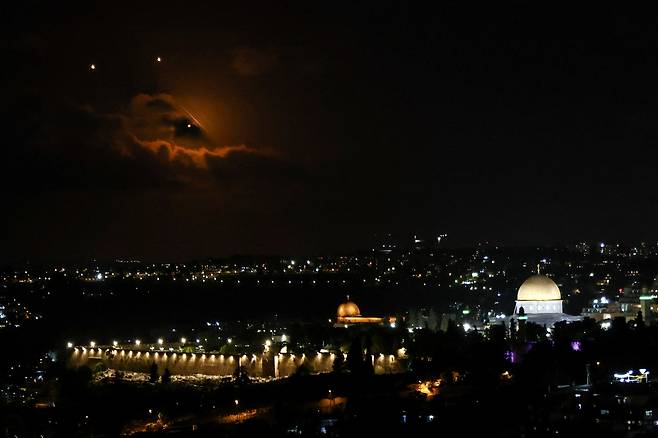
{"left": 234, "top": 399, "right": 239, "bottom": 406}
{"left": 180, "top": 337, "right": 186, "bottom": 344}
{"left": 113, "top": 340, "right": 118, "bottom": 347}
{"left": 157, "top": 338, "right": 163, "bottom": 345}
{"left": 67, "top": 342, "right": 73, "bottom": 348}
{"left": 227, "top": 338, "right": 232, "bottom": 344}
{"left": 156, "top": 57, "right": 162, "bottom": 62}
{"left": 463, "top": 323, "right": 472, "bottom": 332}
{"left": 135, "top": 339, "right": 141, "bottom": 346}
{"left": 89, "top": 341, "right": 96, "bottom": 348}
{"left": 90, "top": 64, "right": 96, "bottom": 70}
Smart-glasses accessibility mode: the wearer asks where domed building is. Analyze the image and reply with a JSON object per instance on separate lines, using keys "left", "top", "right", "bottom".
{"left": 335, "top": 297, "right": 396, "bottom": 327}
{"left": 511, "top": 272, "right": 582, "bottom": 327}
{"left": 514, "top": 274, "right": 563, "bottom": 314}
{"left": 337, "top": 300, "right": 362, "bottom": 319}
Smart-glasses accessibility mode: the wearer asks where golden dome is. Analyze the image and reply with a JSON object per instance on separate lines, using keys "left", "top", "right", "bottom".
{"left": 337, "top": 300, "right": 361, "bottom": 318}
{"left": 517, "top": 275, "right": 561, "bottom": 301}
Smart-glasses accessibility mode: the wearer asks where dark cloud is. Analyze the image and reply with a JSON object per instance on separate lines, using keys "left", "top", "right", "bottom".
{"left": 2, "top": 93, "right": 273, "bottom": 193}
{"left": 145, "top": 97, "right": 177, "bottom": 112}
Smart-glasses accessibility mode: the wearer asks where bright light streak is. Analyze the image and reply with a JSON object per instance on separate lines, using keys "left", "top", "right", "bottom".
{"left": 179, "top": 106, "right": 205, "bottom": 130}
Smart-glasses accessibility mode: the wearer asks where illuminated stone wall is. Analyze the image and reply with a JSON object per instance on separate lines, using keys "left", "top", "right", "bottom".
{"left": 67, "top": 348, "right": 405, "bottom": 377}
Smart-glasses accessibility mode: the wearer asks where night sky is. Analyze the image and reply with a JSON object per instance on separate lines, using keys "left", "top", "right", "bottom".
{"left": 2, "top": 3, "right": 658, "bottom": 262}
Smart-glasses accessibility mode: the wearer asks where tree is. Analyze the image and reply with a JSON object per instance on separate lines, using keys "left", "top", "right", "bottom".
{"left": 292, "top": 362, "right": 311, "bottom": 378}
{"left": 161, "top": 367, "right": 171, "bottom": 384}
{"left": 517, "top": 308, "right": 527, "bottom": 341}
{"left": 408, "top": 308, "right": 419, "bottom": 328}
{"left": 636, "top": 310, "right": 645, "bottom": 328}
{"left": 149, "top": 362, "right": 159, "bottom": 383}
{"left": 509, "top": 318, "right": 517, "bottom": 341}
{"left": 346, "top": 338, "right": 365, "bottom": 375}
{"left": 346, "top": 338, "right": 373, "bottom": 375}
{"left": 332, "top": 351, "right": 345, "bottom": 374}
{"left": 234, "top": 365, "right": 250, "bottom": 385}
{"left": 524, "top": 322, "right": 546, "bottom": 342}
{"left": 427, "top": 308, "right": 439, "bottom": 332}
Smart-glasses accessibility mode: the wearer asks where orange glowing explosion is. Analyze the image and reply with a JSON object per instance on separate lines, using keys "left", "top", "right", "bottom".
{"left": 135, "top": 138, "right": 254, "bottom": 169}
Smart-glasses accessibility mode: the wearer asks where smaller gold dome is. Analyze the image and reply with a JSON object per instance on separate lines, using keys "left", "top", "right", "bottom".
{"left": 337, "top": 301, "right": 361, "bottom": 318}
